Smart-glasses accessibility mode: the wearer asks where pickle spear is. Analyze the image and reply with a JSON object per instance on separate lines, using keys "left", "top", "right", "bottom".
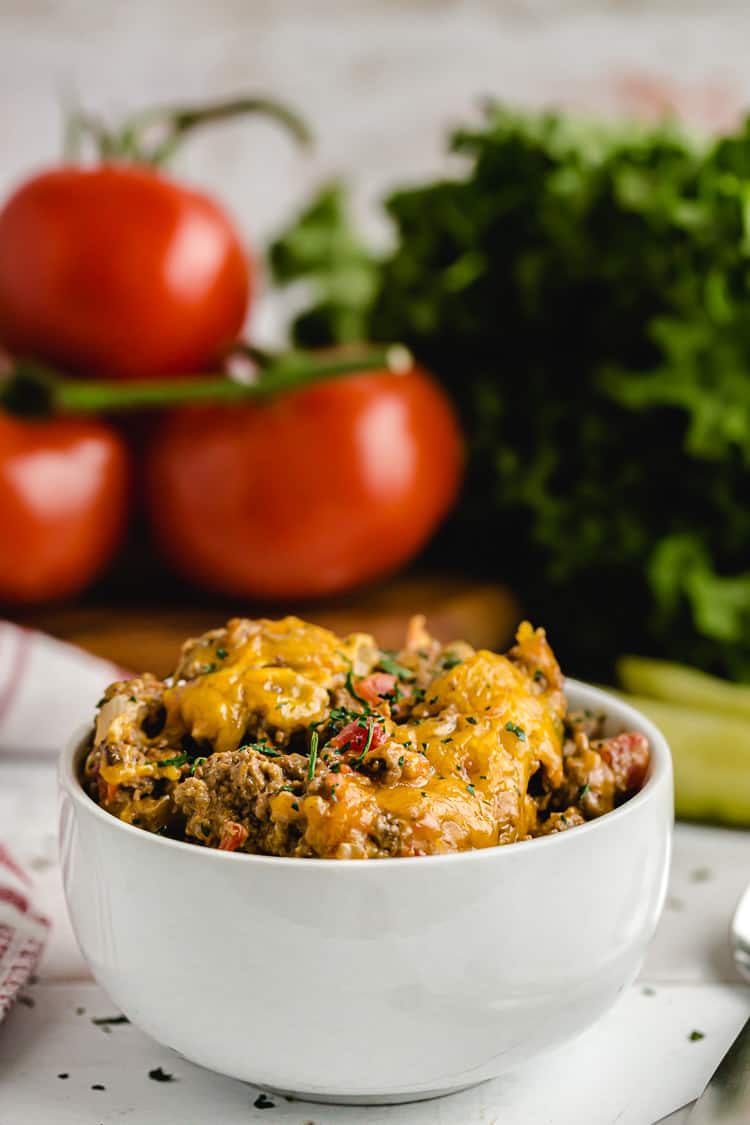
{"left": 618, "top": 656, "right": 750, "bottom": 720}
{"left": 612, "top": 683, "right": 750, "bottom": 827}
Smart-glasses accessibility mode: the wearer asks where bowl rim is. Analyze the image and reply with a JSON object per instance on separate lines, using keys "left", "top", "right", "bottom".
{"left": 59, "top": 677, "right": 672, "bottom": 871}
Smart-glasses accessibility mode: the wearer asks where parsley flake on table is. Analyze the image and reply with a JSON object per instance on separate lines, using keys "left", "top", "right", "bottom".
{"left": 148, "top": 1066, "right": 175, "bottom": 1082}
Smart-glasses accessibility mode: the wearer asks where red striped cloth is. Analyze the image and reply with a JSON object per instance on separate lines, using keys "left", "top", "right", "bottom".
{"left": 0, "top": 845, "right": 50, "bottom": 1020}
{"left": 0, "top": 620, "right": 125, "bottom": 1018}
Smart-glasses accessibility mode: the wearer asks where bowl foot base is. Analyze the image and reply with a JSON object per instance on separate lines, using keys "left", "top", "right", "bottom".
{"left": 260, "top": 1079, "right": 486, "bottom": 1105}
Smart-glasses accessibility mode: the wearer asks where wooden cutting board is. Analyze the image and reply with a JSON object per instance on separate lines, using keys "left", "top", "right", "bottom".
{"left": 18, "top": 576, "right": 519, "bottom": 678}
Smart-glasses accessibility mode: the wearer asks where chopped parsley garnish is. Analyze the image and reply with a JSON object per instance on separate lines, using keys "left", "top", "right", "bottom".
{"left": 689, "top": 1029, "right": 705, "bottom": 1042}
{"left": 578, "top": 783, "right": 590, "bottom": 800}
{"left": 239, "top": 738, "right": 274, "bottom": 755}
{"left": 442, "top": 654, "right": 462, "bottom": 670}
{"left": 190, "top": 756, "right": 207, "bottom": 775}
{"left": 377, "top": 655, "right": 415, "bottom": 681}
{"left": 202, "top": 663, "right": 217, "bottom": 675}
{"left": 216, "top": 646, "right": 228, "bottom": 659}
{"left": 345, "top": 665, "right": 367, "bottom": 704}
{"left": 155, "top": 752, "right": 189, "bottom": 769}
{"left": 504, "top": 721, "right": 526, "bottom": 741}
{"left": 428, "top": 696, "right": 438, "bottom": 705}
{"left": 330, "top": 784, "right": 339, "bottom": 802}
{"left": 466, "top": 716, "right": 478, "bottom": 725}
{"left": 291, "top": 801, "right": 299, "bottom": 811}
{"left": 330, "top": 762, "right": 341, "bottom": 773}
{"left": 239, "top": 743, "right": 281, "bottom": 757}
{"left": 128, "top": 696, "right": 136, "bottom": 703}
{"left": 354, "top": 721, "right": 376, "bottom": 764}
{"left": 308, "top": 730, "right": 319, "bottom": 780}
{"left": 466, "top": 784, "right": 476, "bottom": 795}
{"left": 280, "top": 785, "right": 295, "bottom": 792}
{"left": 441, "top": 737, "right": 453, "bottom": 744}
{"left": 328, "top": 704, "right": 383, "bottom": 730}
{"left": 398, "top": 755, "right": 405, "bottom": 767}
{"left": 412, "top": 687, "right": 426, "bottom": 704}
{"left": 533, "top": 669, "right": 545, "bottom": 683}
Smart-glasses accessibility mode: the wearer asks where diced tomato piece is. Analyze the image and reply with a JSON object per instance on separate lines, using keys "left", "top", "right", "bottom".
{"left": 218, "top": 821, "right": 249, "bottom": 852}
{"left": 597, "top": 732, "right": 650, "bottom": 794}
{"left": 97, "top": 775, "right": 118, "bottom": 805}
{"left": 356, "top": 673, "right": 397, "bottom": 705}
{"left": 330, "top": 719, "right": 386, "bottom": 759}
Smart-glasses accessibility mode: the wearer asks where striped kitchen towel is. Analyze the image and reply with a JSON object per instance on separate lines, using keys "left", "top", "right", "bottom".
{"left": 0, "top": 620, "right": 122, "bottom": 756}
{"left": 0, "top": 620, "right": 124, "bottom": 1019}
{"left": 0, "top": 845, "right": 50, "bottom": 1021}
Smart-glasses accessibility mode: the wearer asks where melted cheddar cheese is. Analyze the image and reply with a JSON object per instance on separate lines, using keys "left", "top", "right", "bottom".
{"left": 85, "top": 615, "right": 571, "bottom": 857}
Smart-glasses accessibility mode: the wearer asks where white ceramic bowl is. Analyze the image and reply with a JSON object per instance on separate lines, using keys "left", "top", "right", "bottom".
{"left": 59, "top": 680, "right": 672, "bottom": 1104}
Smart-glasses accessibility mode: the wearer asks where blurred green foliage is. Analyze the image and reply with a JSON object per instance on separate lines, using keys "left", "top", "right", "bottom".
{"left": 270, "top": 106, "right": 750, "bottom": 680}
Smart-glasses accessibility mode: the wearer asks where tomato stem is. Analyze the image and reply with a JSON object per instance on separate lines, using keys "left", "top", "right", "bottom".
{"left": 1, "top": 346, "right": 412, "bottom": 417}
{"left": 127, "top": 96, "right": 312, "bottom": 165}
{"left": 65, "top": 95, "right": 311, "bottom": 165}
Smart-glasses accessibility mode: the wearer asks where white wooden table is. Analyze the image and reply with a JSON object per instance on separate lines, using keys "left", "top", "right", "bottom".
{"left": 1, "top": 754, "right": 748, "bottom": 1125}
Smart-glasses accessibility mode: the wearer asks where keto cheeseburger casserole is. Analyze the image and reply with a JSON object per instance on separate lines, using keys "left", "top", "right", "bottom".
{"left": 83, "top": 615, "right": 650, "bottom": 858}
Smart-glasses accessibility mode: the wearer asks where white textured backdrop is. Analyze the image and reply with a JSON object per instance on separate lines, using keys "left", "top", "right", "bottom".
{"left": 2, "top": 0, "right": 749, "bottom": 340}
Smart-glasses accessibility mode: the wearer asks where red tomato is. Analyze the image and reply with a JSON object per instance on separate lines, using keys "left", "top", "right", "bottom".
{"left": 0, "top": 412, "right": 129, "bottom": 603}
{"left": 598, "top": 732, "right": 651, "bottom": 794}
{"left": 146, "top": 365, "right": 463, "bottom": 598}
{"left": 356, "top": 673, "right": 397, "bottom": 706}
{"left": 0, "top": 166, "right": 249, "bottom": 380}
{"left": 218, "top": 821, "right": 249, "bottom": 852}
{"left": 330, "top": 719, "right": 387, "bottom": 758}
